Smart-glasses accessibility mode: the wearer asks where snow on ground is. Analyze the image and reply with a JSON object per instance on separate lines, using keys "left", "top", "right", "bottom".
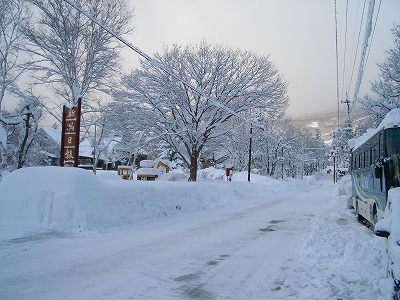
{"left": 375, "top": 188, "right": 400, "bottom": 299}
{"left": 0, "top": 167, "right": 387, "bottom": 299}
{"left": 0, "top": 167, "right": 303, "bottom": 233}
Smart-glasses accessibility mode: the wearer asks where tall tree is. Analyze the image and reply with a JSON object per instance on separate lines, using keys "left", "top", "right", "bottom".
{"left": 360, "top": 24, "right": 400, "bottom": 125}
{"left": 0, "top": 0, "right": 28, "bottom": 112}
{"left": 120, "top": 41, "right": 289, "bottom": 181}
{"left": 21, "top": 0, "right": 133, "bottom": 169}
{"left": 1, "top": 94, "right": 42, "bottom": 169}
{"left": 22, "top": 0, "right": 134, "bottom": 114}
{"left": 102, "top": 98, "right": 154, "bottom": 167}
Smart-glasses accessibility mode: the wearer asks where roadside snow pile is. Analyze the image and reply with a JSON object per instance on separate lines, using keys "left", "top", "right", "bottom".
{"left": 338, "top": 175, "right": 352, "bottom": 197}
{"left": 287, "top": 187, "right": 382, "bottom": 298}
{"left": 0, "top": 166, "right": 306, "bottom": 233}
{"left": 375, "top": 187, "right": 400, "bottom": 299}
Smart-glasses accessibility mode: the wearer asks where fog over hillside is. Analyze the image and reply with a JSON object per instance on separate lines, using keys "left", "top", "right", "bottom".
{"left": 292, "top": 107, "right": 367, "bottom": 143}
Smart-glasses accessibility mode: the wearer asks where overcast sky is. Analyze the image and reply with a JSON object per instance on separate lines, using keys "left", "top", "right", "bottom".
{"left": 124, "top": 0, "right": 399, "bottom": 120}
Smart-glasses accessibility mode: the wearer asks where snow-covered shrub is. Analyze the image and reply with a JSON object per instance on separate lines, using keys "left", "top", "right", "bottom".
{"left": 198, "top": 167, "right": 225, "bottom": 181}
{"left": 338, "top": 175, "right": 353, "bottom": 209}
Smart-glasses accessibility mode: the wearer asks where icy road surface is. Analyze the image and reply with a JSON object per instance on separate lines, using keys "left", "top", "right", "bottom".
{"left": 0, "top": 174, "right": 382, "bottom": 299}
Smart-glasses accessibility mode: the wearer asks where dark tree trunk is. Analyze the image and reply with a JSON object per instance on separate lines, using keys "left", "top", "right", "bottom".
{"left": 189, "top": 150, "right": 199, "bottom": 181}
{"left": 17, "top": 109, "right": 31, "bottom": 169}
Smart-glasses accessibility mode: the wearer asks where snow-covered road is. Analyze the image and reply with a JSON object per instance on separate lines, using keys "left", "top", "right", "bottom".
{"left": 0, "top": 174, "right": 383, "bottom": 299}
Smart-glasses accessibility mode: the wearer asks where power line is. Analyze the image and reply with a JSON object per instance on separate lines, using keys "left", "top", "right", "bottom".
{"left": 350, "top": 0, "right": 375, "bottom": 118}
{"left": 347, "top": 0, "right": 367, "bottom": 97}
{"left": 340, "top": 0, "right": 349, "bottom": 102}
{"left": 364, "top": 0, "right": 382, "bottom": 75}
{"left": 335, "top": 0, "right": 340, "bottom": 129}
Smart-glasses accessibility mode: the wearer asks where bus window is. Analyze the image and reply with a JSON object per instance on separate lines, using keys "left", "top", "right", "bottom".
{"left": 372, "top": 144, "right": 379, "bottom": 189}
{"left": 370, "top": 148, "right": 373, "bottom": 167}
{"left": 363, "top": 152, "right": 366, "bottom": 168}
{"left": 372, "top": 145, "right": 378, "bottom": 165}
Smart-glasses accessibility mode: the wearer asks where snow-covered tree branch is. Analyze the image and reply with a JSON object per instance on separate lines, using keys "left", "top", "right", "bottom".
{"left": 0, "top": 0, "right": 29, "bottom": 112}
{"left": 360, "top": 24, "right": 400, "bottom": 125}
{"left": 120, "top": 40, "right": 289, "bottom": 181}
{"left": 2, "top": 95, "right": 43, "bottom": 170}
{"left": 21, "top": 0, "right": 134, "bottom": 109}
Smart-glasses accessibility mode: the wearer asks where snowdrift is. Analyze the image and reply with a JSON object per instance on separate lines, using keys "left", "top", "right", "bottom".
{"left": 0, "top": 167, "right": 305, "bottom": 233}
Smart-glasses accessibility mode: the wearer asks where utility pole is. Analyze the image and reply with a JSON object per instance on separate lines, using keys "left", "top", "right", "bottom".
{"left": 330, "top": 149, "right": 336, "bottom": 183}
{"left": 281, "top": 147, "right": 284, "bottom": 180}
{"left": 341, "top": 93, "right": 352, "bottom": 130}
{"left": 247, "top": 125, "right": 252, "bottom": 182}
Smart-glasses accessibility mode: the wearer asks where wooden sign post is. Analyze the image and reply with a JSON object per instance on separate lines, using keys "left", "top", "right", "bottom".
{"left": 60, "top": 98, "right": 82, "bottom": 167}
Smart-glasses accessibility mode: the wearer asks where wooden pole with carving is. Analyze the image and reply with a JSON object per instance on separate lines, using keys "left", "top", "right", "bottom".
{"left": 60, "top": 98, "right": 81, "bottom": 167}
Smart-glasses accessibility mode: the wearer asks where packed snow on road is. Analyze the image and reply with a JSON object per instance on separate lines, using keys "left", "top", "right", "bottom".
{"left": 0, "top": 167, "right": 387, "bottom": 299}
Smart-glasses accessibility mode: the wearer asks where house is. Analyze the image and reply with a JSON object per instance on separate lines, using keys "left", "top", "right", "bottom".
{"left": 36, "top": 127, "right": 62, "bottom": 166}
{"left": 36, "top": 127, "right": 106, "bottom": 169}
{"left": 77, "top": 138, "right": 106, "bottom": 170}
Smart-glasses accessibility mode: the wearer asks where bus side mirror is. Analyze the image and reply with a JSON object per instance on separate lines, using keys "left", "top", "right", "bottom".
{"left": 375, "top": 229, "right": 390, "bottom": 238}
{"left": 374, "top": 166, "right": 382, "bottom": 178}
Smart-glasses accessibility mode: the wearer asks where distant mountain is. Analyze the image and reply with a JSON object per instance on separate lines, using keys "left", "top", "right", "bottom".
{"left": 292, "top": 107, "right": 366, "bottom": 143}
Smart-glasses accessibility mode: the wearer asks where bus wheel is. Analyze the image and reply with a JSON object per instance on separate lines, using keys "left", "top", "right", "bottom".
{"left": 373, "top": 205, "right": 378, "bottom": 225}
{"left": 355, "top": 201, "right": 363, "bottom": 222}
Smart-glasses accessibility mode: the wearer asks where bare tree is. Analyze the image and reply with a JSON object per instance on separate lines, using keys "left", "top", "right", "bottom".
{"left": 19, "top": 0, "right": 133, "bottom": 169}
{"left": 22, "top": 0, "right": 134, "bottom": 113}
{"left": 360, "top": 24, "right": 400, "bottom": 125}
{"left": 103, "top": 99, "right": 154, "bottom": 166}
{"left": 120, "top": 41, "right": 289, "bottom": 181}
{"left": 1, "top": 94, "right": 42, "bottom": 169}
{"left": 0, "top": 0, "right": 28, "bottom": 112}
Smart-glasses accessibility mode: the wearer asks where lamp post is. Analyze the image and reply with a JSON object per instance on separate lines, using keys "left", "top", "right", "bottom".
{"left": 281, "top": 147, "right": 284, "bottom": 179}
{"left": 247, "top": 124, "right": 252, "bottom": 182}
{"left": 330, "top": 149, "right": 337, "bottom": 183}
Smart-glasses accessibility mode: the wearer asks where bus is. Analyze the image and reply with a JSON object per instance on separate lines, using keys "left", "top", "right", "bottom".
{"left": 349, "top": 109, "right": 400, "bottom": 226}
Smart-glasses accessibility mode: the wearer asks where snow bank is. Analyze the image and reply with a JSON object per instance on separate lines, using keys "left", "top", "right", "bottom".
{"left": 375, "top": 187, "right": 400, "bottom": 299}
{"left": 0, "top": 167, "right": 306, "bottom": 233}
{"left": 338, "top": 175, "right": 352, "bottom": 194}
{"left": 276, "top": 181, "right": 382, "bottom": 298}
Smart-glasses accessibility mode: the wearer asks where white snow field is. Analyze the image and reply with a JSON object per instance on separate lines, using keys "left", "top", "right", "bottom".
{"left": 0, "top": 167, "right": 386, "bottom": 299}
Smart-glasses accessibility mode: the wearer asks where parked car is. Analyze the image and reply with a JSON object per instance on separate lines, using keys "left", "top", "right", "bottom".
{"left": 136, "top": 159, "right": 171, "bottom": 181}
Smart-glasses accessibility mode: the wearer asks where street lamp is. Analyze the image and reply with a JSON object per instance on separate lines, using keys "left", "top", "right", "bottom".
{"left": 247, "top": 124, "right": 252, "bottom": 182}
{"left": 281, "top": 147, "right": 285, "bottom": 179}
{"left": 330, "top": 149, "right": 337, "bottom": 183}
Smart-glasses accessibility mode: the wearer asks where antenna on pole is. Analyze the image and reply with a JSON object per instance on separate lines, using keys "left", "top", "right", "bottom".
{"left": 341, "top": 92, "right": 352, "bottom": 131}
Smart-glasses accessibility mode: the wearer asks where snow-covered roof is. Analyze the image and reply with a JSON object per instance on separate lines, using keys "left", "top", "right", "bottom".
{"left": 40, "top": 127, "right": 94, "bottom": 157}
{"left": 41, "top": 127, "right": 62, "bottom": 145}
{"left": 39, "top": 150, "right": 59, "bottom": 158}
{"left": 112, "top": 142, "right": 130, "bottom": 151}
{"left": 136, "top": 167, "right": 159, "bottom": 176}
{"left": 78, "top": 138, "right": 93, "bottom": 157}
{"left": 349, "top": 108, "right": 400, "bottom": 150}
